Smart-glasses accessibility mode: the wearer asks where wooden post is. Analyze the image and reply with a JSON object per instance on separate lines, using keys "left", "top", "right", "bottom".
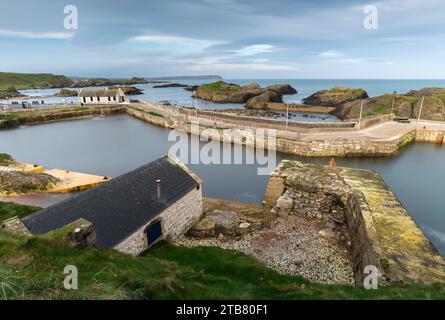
{"left": 391, "top": 93, "right": 396, "bottom": 114}
{"left": 285, "top": 103, "right": 289, "bottom": 131}
{"left": 357, "top": 100, "right": 364, "bottom": 131}
{"left": 416, "top": 96, "right": 425, "bottom": 129}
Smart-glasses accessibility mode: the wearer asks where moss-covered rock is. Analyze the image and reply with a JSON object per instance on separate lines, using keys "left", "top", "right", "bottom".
{"left": 0, "top": 171, "right": 60, "bottom": 195}
{"left": 303, "top": 87, "right": 368, "bottom": 107}
{"left": 54, "top": 88, "right": 78, "bottom": 97}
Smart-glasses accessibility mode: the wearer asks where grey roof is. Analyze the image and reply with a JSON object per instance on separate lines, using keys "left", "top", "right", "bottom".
{"left": 22, "top": 155, "right": 200, "bottom": 248}
{"left": 78, "top": 89, "right": 122, "bottom": 97}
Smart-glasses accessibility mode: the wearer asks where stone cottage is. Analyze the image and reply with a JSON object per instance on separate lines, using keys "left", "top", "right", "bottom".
{"left": 78, "top": 88, "right": 126, "bottom": 104}
{"left": 7, "top": 154, "right": 202, "bottom": 256}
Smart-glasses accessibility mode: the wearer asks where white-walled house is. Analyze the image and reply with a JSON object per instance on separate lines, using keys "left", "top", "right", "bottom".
{"left": 78, "top": 88, "right": 127, "bottom": 104}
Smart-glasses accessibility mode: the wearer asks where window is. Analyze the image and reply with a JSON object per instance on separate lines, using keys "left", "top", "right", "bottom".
{"left": 145, "top": 220, "right": 162, "bottom": 247}
{"left": 113, "top": 96, "right": 116, "bottom": 101}
{"left": 83, "top": 97, "right": 86, "bottom": 103}
{"left": 108, "top": 96, "right": 111, "bottom": 102}
{"left": 90, "top": 97, "right": 93, "bottom": 102}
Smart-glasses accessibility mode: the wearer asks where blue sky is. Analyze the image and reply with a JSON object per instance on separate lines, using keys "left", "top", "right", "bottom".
{"left": 0, "top": 0, "right": 444, "bottom": 79}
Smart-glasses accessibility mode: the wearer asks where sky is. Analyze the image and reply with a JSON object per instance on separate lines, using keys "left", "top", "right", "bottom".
{"left": 0, "top": 0, "right": 444, "bottom": 79}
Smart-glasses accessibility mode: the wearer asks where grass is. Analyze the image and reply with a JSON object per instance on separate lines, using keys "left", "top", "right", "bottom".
{"left": 0, "top": 153, "right": 14, "bottom": 166}
{"left": 1, "top": 201, "right": 445, "bottom": 300}
{"left": 200, "top": 81, "right": 240, "bottom": 94}
{"left": 364, "top": 105, "right": 389, "bottom": 117}
{"left": 147, "top": 111, "right": 164, "bottom": 117}
{"left": 0, "top": 201, "right": 41, "bottom": 221}
{"left": 0, "top": 112, "right": 23, "bottom": 121}
{"left": 0, "top": 72, "right": 73, "bottom": 90}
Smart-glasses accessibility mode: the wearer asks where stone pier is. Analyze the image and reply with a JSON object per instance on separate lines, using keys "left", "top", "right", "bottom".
{"left": 265, "top": 160, "right": 445, "bottom": 285}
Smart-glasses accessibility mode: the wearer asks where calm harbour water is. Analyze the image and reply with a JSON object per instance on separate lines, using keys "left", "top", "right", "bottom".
{"left": 0, "top": 114, "right": 444, "bottom": 256}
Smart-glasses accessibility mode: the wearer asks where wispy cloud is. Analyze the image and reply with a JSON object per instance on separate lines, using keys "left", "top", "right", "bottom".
{"left": 0, "top": 29, "right": 74, "bottom": 40}
{"left": 235, "top": 44, "right": 274, "bottom": 56}
{"left": 188, "top": 62, "right": 297, "bottom": 72}
{"left": 319, "top": 50, "right": 343, "bottom": 58}
{"left": 128, "top": 34, "right": 226, "bottom": 48}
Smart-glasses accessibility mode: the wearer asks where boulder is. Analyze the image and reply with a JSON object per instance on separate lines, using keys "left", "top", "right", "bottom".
{"left": 276, "top": 194, "right": 294, "bottom": 212}
{"left": 188, "top": 218, "right": 216, "bottom": 237}
{"left": 265, "top": 84, "right": 297, "bottom": 95}
{"left": 64, "top": 218, "right": 97, "bottom": 249}
{"left": 303, "top": 87, "right": 368, "bottom": 107}
{"left": 207, "top": 210, "right": 239, "bottom": 230}
{"left": 245, "top": 90, "right": 282, "bottom": 109}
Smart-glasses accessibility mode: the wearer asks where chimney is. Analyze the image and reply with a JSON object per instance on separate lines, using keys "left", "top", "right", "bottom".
{"left": 156, "top": 179, "right": 161, "bottom": 200}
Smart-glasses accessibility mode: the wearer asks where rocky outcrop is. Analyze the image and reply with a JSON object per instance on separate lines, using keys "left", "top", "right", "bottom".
{"left": 338, "top": 93, "right": 445, "bottom": 121}
{"left": 71, "top": 77, "right": 148, "bottom": 88}
{"left": 109, "top": 86, "right": 143, "bottom": 95}
{"left": 195, "top": 81, "right": 263, "bottom": 103}
{"left": 0, "top": 86, "right": 25, "bottom": 99}
{"left": 406, "top": 87, "right": 445, "bottom": 96}
{"left": 266, "top": 84, "right": 297, "bottom": 95}
{"left": 153, "top": 83, "right": 188, "bottom": 88}
{"left": 245, "top": 90, "right": 282, "bottom": 109}
{"left": 0, "top": 171, "right": 60, "bottom": 195}
{"left": 0, "top": 153, "right": 17, "bottom": 166}
{"left": 194, "top": 81, "right": 297, "bottom": 108}
{"left": 54, "top": 88, "right": 78, "bottom": 97}
{"left": 303, "top": 87, "right": 369, "bottom": 107}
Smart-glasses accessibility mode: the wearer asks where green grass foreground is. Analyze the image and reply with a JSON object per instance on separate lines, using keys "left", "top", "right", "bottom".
{"left": 0, "top": 201, "right": 444, "bottom": 300}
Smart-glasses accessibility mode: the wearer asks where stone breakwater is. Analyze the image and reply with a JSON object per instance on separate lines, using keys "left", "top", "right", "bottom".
{"left": 126, "top": 105, "right": 423, "bottom": 157}
{"left": 264, "top": 160, "right": 445, "bottom": 285}
{"left": 0, "top": 105, "right": 126, "bottom": 129}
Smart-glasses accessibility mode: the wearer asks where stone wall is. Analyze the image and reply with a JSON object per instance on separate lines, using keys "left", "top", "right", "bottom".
{"left": 127, "top": 106, "right": 418, "bottom": 158}
{"left": 415, "top": 129, "right": 445, "bottom": 144}
{"left": 275, "top": 130, "right": 416, "bottom": 157}
{"left": 344, "top": 191, "right": 385, "bottom": 285}
{"left": 0, "top": 105, "right": 126, "bottom": 129}
{"left": 114, "top": 187, "right": 202, "bottom": 256}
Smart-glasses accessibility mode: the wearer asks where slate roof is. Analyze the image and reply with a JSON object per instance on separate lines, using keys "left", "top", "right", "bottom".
{"left": 78, "top": 89, "right": 123, "bottom": 97}
{"left": 22, "top": 155, "right": 200, "bottom": 248}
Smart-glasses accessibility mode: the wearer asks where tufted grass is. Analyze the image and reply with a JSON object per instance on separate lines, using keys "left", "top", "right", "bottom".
{"left": 1, "top": 201, "right": 445, "bottom": 300}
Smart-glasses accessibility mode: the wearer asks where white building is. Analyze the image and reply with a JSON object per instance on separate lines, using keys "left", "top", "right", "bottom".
{"left": 78, "top": 88, "right": 127, "bottom": 104}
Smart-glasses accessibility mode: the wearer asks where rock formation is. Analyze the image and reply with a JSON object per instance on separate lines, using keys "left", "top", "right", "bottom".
{"left": 406, "top": 87, "right": 445, "bottom": 96}
{"left": 108, "top": 86, "right": 143, "bottom": 95}
{"left": 54, "top": 88, "right": 78, "bottom": 97}
{"left": 0, "top": 86, "right": 25, "bottom": 99}
{"left": 194, "top": 81, "right": 297, "bottom": 109}
{"left": 303, "top": 87, "right": 369, "bottom": 107}
{"left": 0, "top": 171, "right": 60, "bottom": 195}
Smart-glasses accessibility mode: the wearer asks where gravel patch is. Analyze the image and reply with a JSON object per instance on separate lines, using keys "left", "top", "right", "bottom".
{"left": 174, "top": 215, "right": 354, "bottom": 285}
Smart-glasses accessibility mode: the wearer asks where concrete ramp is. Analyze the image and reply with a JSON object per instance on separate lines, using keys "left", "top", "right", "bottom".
{"left": 47, "top": 169, "right": 111, "bottom": 193}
